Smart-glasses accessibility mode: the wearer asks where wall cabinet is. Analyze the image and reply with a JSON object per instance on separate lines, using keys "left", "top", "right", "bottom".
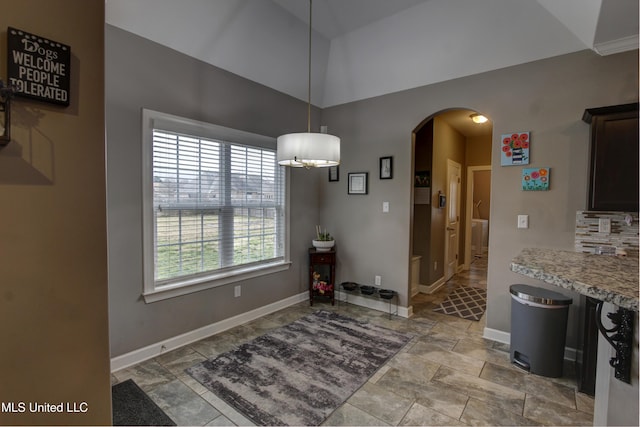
{"left": 582, "top": 103, "right": 639, "bottom": 212}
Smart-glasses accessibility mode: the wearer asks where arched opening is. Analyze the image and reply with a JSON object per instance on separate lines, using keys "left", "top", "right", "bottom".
{"left": 409, "top": 108, "right": 493, "bottom": 315}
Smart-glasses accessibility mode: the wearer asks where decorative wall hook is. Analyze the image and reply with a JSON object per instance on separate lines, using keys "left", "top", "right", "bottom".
{"left": 1, "top": 80, "right": 16, "bottom": 145}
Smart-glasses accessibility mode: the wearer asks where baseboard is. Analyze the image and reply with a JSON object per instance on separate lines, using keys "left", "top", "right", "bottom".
{"left": 483, "top": 327, "right": 578, "bottom": 361}
{"left": 483, "top": 327, "right": 511, "bottom": 345}
{"left": 421, "top": 276, "right": 446, "bottom": 294}
{"left": 111, "top": 292, "right": 308, "bottom": 372}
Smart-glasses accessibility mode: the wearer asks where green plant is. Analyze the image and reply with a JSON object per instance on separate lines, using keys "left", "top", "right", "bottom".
{"left": 315, "top": 225, "right": 334, "bottom": 241}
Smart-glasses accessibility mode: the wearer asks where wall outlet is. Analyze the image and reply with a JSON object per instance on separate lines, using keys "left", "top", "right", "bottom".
{"left": 234, "top": 285, "right": 241, "bottom": 297}
{"left": 374, "top": 275, "right": 381, "bottom": 286}
{"left": 517, "top": 214, "right": 529, "bottom": 229}
{"left": 382, "top": 202, "right": 389, "bottom": 213}
{"left": 599, "top": 218, "right": 611, "bottom": 233}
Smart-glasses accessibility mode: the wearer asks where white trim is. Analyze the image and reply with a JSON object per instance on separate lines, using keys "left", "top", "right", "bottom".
{"left": 140, "top": 108, "right": 290, "bottom": 303}
{"left": 335, "top": 291, "right": 411, "bottom": 318}
{"left": 444, "top": 159, "right": 462, "bottom": 281}
{"left": 143, "top": 261, "right": 292, "bottom": 303}
{"left": 483, "top": 326, "right": 511, "bottom": 345}
{"left": 483, "top": 327, "right": 577, "bottom": 360}
{"left": 421, "top": 276, "right": 446, "bottom": 294}
{"left": 111, "top": 292, "right": 308, "bottom": 372}
{"left": 593, "top": 35, "right": 639, "bottom": 56}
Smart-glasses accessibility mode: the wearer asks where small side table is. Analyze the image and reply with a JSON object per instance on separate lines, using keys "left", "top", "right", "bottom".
{"left": 309, "top": 248, "right": 336, "bottom": 306}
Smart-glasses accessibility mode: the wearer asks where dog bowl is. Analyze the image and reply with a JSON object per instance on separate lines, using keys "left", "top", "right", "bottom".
{"left": 378, "top": 289, "right": 395, "bottom": 300}
{"left": 341, "top": 282, "right": 358, "bottom": 291}
{"left": 360, "top": 285, "right": 376, "bottom": 295}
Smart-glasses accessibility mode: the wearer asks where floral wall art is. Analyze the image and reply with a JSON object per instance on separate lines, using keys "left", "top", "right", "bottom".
{"left": 522, "top": 167, "right": 550, "bottom": 191}
{"left": 501, "top": 131, "right": 530, "bottom": 166}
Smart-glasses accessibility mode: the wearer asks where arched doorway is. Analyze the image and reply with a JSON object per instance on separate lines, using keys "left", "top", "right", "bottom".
{"left": 409, "top": 108, "right": 493, "bottom": 308}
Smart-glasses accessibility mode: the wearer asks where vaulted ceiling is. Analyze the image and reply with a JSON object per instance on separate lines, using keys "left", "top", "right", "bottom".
{"left": 106, "top": 0, "right": 638, "bottom": 109}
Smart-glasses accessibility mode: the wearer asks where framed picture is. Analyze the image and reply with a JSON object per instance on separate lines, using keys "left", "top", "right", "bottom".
{"left": 501, "top": 131, "right": 530, "bottom": 166}
{"left": 379, "top": 156, "right": 393, "bottom": 179}
{"left": 348, "top": 172, "right": 368, "bottom": 195}
{"left": 414, "top": 170, "right": 430, "bottom": 187}
{"left": 522, "top": 167, "right": 550, "bottom": 191}
{"left": 328, "top": 165, "right": 339, "bottom": 182}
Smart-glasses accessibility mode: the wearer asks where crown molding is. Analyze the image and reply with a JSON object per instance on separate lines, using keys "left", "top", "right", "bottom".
{"left": 593, "top": 34, "right": 639, "bottom": 56}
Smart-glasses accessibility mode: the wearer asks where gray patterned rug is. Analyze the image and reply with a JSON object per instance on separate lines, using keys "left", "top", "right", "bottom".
{"left": 186, "top": 310, "right": 413, "bottom": 426}
{"left": 433, "top": 285, "right": 487, "bottom": 321}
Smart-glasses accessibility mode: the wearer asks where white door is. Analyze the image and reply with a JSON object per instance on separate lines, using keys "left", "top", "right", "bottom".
{"left": 445, "top": 159, "right": 461, "bottom": 281}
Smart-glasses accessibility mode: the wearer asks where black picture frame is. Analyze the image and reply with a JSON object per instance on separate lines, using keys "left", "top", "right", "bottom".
{"left": 380, "top": 156, "right": 393, "bottom": 179}
{"left": 328, "top": 165, "right": 339, "bottom": 182}
{"left": 348, "top": 172, "right": 368, "bottom": 195}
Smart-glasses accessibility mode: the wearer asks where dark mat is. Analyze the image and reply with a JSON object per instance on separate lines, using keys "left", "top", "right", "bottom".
{"left": 112, "top": 379, "right": 176, "bottom": 426}
{"left": 433, "top": 285, "right": 487, "bottom": 321}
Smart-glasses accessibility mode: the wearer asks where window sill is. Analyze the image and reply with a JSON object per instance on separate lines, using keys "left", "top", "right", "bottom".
{"left": 143, "top": 260, "right": 292, "bottom": 303}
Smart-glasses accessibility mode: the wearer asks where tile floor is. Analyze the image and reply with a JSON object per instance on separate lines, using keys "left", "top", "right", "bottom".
{"left": 112, "top": 255, "right": 594, "bottom": 426}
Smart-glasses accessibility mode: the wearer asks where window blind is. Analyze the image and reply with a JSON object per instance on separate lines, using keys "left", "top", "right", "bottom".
{"left": 152, "top": 129, "right": 285, "bottom": 285}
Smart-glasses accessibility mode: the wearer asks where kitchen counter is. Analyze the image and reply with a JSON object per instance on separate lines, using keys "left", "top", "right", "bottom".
{"left": 510, "top": 248, "right": 639, "bottom": 311}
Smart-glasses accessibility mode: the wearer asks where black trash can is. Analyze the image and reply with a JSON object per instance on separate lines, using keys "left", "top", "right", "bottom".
{"left": 510, "top": 284, "right": 572, "bottom": 378}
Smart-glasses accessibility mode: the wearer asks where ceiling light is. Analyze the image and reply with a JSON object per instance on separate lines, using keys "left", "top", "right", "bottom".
{"left": 470, "top": 114, "right": 488, "bottom": 124}
{"left": 277, "top": 0, "right": 340, "bottom": 168}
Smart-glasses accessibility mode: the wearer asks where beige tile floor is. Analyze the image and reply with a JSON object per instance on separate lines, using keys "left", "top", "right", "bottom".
{"left": 112, "top": 255, "right": 594, "bottom": 426}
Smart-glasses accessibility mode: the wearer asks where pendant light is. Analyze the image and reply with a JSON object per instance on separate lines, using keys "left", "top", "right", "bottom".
{"left": 277, "top": 0, "right": 340, "bottom": 168}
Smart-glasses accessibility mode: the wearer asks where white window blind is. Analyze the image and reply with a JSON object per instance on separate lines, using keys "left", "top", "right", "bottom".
{"left": 142, "top": 110, "right": 288, "bottom": 302}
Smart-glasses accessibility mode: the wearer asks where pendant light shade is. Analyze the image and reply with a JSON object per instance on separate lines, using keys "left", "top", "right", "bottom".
{"left": 277, "top": 132, "right": 340, "bottom": 168}
{"left": 277, "top": 0, "right": 340, "bottom": 168}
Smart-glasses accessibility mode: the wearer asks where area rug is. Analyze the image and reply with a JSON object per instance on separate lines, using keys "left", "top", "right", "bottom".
{"left": 433, "top": 286, "right": 487, "bottom": 321}
{"left": 112, "top": 379, "right": 176, "bottom": 426}
{"left": 186, "top": 310, "right": 413, "bottom": 426}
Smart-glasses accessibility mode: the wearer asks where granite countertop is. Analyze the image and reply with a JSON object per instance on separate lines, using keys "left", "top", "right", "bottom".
{"left": 510, "top": 248, "right": 639, "bottom": 311}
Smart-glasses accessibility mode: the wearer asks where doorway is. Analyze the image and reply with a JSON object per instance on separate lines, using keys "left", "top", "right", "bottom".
{"left": 465, "top": 165, "right": 491, "bottom": 268}
{"left": 409, "top": 108, "right": 493, "bottom": 304}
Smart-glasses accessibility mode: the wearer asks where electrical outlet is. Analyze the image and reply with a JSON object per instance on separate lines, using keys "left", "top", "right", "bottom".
{"left": 374, "top": 275, "right": 381, "bottom": 286}
{"left": 382, "top": 202, "right": 389, "bottom": 213}
{"left": 599, "top": 218, "right": 611, "bottom": 233}
{"left": 517, "top": 215, "right": 529, "bottom": 229}
{"left": 234, "top": 285, "right": 241, "bottom": 297}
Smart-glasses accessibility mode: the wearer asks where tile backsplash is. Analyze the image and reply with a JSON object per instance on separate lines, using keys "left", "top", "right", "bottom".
{"left": 575, "top": 211, "right": 639, "bottom": 258}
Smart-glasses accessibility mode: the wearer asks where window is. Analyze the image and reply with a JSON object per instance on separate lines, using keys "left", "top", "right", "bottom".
{"left": 142, "top": 110, "right": 289, "bottom": 302}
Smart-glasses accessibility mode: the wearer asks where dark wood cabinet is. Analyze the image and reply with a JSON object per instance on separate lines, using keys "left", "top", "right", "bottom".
{"left": 583, "top": 103, "right": 639, "bottom": 212}
{"left": 308, "top": 248, "right": 335, "bottom": 306}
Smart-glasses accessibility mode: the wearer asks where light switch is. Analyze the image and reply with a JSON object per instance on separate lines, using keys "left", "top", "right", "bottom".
{"left": 517, "top": 215, "right": 529, "bottom": 229}
{"left": 382, "top": 201, "right": 389, "bottom": 213}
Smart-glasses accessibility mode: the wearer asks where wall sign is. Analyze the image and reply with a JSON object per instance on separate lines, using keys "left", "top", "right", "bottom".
{"left": 7, "top": 27, "right": 70, "bottom": 106}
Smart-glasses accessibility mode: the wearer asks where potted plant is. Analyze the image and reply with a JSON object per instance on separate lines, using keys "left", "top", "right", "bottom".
{"left": 312, "top": 225, "right": 335, "bottom": 251}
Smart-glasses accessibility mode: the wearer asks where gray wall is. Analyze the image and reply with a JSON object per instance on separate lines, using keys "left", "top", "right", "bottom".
{"left": 107, "top": 21, "right": 637, "bottom": 356}
{"left": 320, "top": 49, "right": 638, "bottom": 344}
{"left": 106, "top": 26, "right": 322, "bottom": 357}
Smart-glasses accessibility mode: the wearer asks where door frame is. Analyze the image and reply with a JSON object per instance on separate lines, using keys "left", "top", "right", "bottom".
{"left": 464, "top": 165, "right": 491, "bottom": 269}
{"left": 444, "top": 159, "right": 462, "bottom": 281}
